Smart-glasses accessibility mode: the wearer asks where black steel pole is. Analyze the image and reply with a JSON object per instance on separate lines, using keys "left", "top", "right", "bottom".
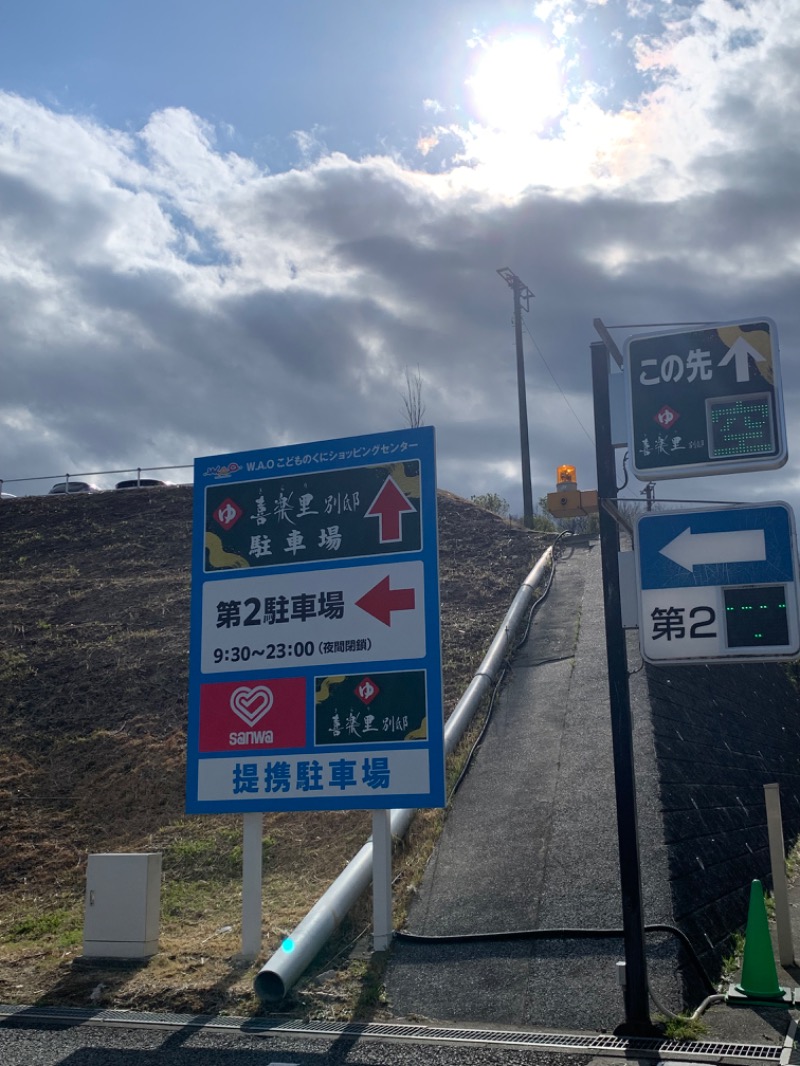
{"left": 512, "top": 280, "right": 535, "bottom": 529}
{"left": 590, "top": 340, "right": 652, "bottom": 1031}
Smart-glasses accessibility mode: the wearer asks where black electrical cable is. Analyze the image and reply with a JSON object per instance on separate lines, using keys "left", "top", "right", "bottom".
{"left": 394, "top": 923, "right": 716, "bottom": 997}
{"left": 619, "top": 450, "right": 630, "bottom": 492}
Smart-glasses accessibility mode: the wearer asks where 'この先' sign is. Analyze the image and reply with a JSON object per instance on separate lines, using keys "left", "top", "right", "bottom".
{"left": 625, "top": 319, "right": 787, "bottom": 479}
{"left": 635, "top": 502, "right": 800, "bottom": 665}
{"left": 186, "top": 427, "right": 444, "bottom": 814}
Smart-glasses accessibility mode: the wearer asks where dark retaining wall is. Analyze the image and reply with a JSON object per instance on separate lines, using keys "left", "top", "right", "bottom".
{"left": 643, "top": 658, "right": 800, "bottom": 970}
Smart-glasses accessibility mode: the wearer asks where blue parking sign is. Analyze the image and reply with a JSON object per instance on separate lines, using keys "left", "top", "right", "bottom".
{"left": 635, "top": 503, "right": 800, "bottom": 664}
{"left": 186, "top": 427, "right": 444, "bottom": 814}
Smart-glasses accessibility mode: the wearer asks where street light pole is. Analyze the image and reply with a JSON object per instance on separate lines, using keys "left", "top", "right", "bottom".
{"left": 497, "top": 268, "right": 535, "bottom": 528}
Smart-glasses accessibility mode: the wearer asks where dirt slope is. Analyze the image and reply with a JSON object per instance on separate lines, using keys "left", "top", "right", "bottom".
{"left": 0, "top": 485, "right": 550, "bottom": 1013}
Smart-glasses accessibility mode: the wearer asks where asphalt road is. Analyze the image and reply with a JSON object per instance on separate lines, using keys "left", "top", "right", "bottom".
{"left": 0, "top": 1019, "right": 594, "bottom": 1066}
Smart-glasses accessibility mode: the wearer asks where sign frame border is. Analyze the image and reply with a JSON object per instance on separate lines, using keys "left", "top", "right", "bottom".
{"left": 185, "top": 427, "right": 445, "bottom": 815}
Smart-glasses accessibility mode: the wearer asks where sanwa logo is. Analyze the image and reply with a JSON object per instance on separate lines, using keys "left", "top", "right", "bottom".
{"left": 229, "top": 729, "right": 274, "bottom": 746}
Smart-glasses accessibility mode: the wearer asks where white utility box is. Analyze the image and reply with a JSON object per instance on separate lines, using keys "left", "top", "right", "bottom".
{"left": 83, "top": 852, "right": 162, "bottom": 959}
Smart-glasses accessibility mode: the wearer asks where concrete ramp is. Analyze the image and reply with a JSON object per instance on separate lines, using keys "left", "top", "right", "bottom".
{"left": 386, "top": 538, "right": 680, "bottom": 1030}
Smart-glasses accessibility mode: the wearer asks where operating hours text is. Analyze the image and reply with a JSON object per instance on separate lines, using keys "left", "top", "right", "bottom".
{"left": 213, "top": 641, "right": 316, "bottom": 664}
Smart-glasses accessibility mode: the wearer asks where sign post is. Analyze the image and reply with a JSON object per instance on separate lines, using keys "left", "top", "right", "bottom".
{"left": 596, "top": 313, "right": 795, "bottom": 1029}
{"left": 187, "top": 426, "right": 444, "bottom": 814}
{"left": 592, "top": 341, "right": 652, "bottom": 1030}
{"left": 187, "top": 427, "right": 444, "bottom": 953}
{"left": 625, "top": 318, "right": 786, "bottom": 480}
{"left": 595, "top": 313, "right": 795, "bottom": 1030}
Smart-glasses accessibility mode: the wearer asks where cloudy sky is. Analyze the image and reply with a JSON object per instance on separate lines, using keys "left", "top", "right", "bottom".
{"left": 2, "top": 0, "right": 799, "bottom": 519}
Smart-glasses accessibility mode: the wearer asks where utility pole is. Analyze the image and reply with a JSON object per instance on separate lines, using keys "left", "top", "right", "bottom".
{"left": 497, "top": 268, "right": 535, "bottom": 529}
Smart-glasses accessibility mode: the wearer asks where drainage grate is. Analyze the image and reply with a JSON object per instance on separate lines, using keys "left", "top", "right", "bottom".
{"left": 258, "top": 1018, "right": 786, "bottom": 1061}
{"left": 0, "top": 1004, "right": 788, "bottom": 1062}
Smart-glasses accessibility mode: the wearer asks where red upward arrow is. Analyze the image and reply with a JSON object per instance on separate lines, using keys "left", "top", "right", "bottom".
{"left": 356, "top": 575, "right": 416, "bottom": 626}
{"left": 365, "top": 477, "right": 416, "bottom": 543}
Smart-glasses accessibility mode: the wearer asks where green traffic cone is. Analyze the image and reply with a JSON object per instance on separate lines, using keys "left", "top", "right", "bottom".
{"left": 736, "top": 880, "right": 784, "bottom": 1000}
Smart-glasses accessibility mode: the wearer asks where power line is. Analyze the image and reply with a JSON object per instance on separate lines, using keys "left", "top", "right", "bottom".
{"left": 521, "top": 317, "right": 595, "bottom": 446}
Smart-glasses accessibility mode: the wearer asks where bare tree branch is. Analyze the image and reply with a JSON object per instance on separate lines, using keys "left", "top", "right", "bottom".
{"left": 400, "top": 365, "right": 425, "bottom": 428}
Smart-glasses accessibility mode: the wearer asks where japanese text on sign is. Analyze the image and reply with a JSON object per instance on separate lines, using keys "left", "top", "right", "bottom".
{"left": 205, "top": 462, "right": 421, "bottom": 572}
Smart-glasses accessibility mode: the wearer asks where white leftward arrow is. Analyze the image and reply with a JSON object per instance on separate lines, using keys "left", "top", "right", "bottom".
{"left": 718, "top": 335, "right": 766, "bottom": 383}
{"left": 660, "top": 526, "right": 766, "bottom": 573}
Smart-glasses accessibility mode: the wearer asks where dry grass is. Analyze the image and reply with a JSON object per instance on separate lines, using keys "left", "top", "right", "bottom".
{"left": 0, "top": 485, "right": 551, "bottom": 1017}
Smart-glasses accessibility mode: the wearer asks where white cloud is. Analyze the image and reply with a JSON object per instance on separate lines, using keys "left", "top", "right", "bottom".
{"left": 439, "top": 0, "right": 799, "bottom": 202}
{"left": 2, "top": 0, "right": 800, "bottom": 519}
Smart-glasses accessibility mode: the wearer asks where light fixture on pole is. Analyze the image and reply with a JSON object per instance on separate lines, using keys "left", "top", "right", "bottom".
{"left": 497, "top": 267, "right": 535, "bottom": 528}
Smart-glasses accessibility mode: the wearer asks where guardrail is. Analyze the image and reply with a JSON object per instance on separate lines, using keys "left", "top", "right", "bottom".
{"left": 0, "top": 463, "right": 194, "bottom": 496}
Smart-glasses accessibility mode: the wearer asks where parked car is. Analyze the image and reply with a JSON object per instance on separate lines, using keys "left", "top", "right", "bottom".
{"left": 48, "top": 481, "right": 102, "bottom": 494}
{"left": 115, "top": 479, "right": 170, "bottom": 489}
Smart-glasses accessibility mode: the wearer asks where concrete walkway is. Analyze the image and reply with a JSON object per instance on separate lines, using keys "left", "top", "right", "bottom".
{"left": 385, "top": 536, "right": 800, "bottom": 1042}
{"left": 386, "top": 538, "right": 665, "bottom": 1030}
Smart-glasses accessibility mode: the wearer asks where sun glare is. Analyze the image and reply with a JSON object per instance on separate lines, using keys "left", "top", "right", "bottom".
{"left": 467, "top": 35, "right": 566, "bottom": 134}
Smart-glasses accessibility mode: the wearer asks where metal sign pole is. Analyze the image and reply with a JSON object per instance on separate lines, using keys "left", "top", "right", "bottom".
{"left": 372, "top": 809, "right": 393, "bottom": 951}
{"left": 591, "top": 340, "right": 651, "bottom": 1030}
{"left": 241, "top": 811, "right": 264, "bottom": 959}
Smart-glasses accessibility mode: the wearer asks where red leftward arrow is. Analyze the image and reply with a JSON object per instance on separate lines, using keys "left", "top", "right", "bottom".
{"left": 356, "top": 575, "right": 416, "bottom": 626}
{"left": 365, "top": 476, "right": 416, "bottom": 543}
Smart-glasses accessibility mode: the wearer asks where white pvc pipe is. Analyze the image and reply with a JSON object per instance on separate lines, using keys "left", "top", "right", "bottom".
{"left": 253, "top": 547, "right": 554, "bottom": 1003}
{"left": 372, "top": 809, "right": 393, "bottom": 952}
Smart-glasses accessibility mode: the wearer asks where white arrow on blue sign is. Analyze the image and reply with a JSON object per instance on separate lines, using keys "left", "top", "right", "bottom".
{"left": 635, "top": 502, "right": 800, "bottom": 664}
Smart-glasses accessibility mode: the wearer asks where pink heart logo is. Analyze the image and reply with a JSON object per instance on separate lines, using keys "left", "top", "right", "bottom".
{"left": 230, "top": 685, "right": 274, "bottom": 727}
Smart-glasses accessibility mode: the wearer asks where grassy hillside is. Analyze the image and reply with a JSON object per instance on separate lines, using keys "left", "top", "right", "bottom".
{"left": 0, "top": 485, "right": 549, "bottom": 1015}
